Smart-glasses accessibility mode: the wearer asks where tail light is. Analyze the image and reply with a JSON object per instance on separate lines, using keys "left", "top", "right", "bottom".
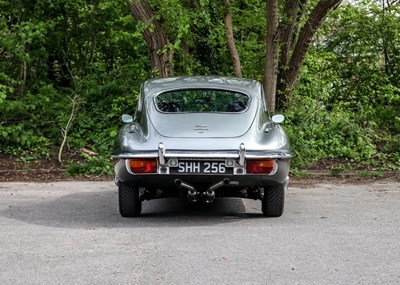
{"left": 246, "top": 159, "right": 276, "bottom": 174}
{"left": 129, "top": 159, "right": 157, "bottom": 173}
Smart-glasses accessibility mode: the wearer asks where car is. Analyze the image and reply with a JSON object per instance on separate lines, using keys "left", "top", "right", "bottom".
{"left": 113, "top": 76, "right": 292, "bottom": 217}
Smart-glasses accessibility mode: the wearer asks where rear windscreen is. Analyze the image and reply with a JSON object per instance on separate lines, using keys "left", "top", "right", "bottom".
{"left": 154, "top": 89, "right": 250, "bottom": 113}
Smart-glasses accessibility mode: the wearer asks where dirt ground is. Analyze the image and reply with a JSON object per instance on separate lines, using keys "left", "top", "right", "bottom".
{"left": 0, "top": 153, "right": 110, "bottom": 182}
{"left": 0, "top": 153, "right": 399, "bottom": 185}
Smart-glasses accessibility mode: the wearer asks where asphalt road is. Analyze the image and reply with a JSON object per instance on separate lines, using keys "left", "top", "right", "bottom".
{"left": 0, "top": 181, "right": 399, "bottom": 285}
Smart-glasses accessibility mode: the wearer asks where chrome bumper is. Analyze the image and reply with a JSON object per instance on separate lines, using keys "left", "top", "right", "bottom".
{"left": 112, "top": 142, "right": 293, "bottom": 160}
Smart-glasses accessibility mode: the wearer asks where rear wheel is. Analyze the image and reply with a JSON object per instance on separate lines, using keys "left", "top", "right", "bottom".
{"left": 118, "top": 182, "right": 142, "bottom": 217}
{"left": 262, "top": 184, "right": 285, "bottom": 217}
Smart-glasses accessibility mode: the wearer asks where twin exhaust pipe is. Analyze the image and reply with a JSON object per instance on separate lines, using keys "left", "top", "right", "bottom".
{"left": 175, "top": 178, "right": 231, "bottom": 202}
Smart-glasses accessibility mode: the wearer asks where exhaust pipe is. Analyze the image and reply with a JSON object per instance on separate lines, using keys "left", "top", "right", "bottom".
{"left": 175, "top": 179, "right": 196, "bottom": 192}
{"left": 175, "top": 178, "right": 231, "bottom": 203}
{"left": 208, "top": 178, "right": 230, "bottom": 192}
{"left": 206, "top": 179, "right": 230, "bottom": 201}
{"left": 175, "top": 179, "right": 198, "bottom": 202}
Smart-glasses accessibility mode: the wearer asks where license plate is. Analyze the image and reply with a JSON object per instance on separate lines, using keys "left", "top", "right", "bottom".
{"left": 171, "top": 161, "right": 232, "bottom": 174}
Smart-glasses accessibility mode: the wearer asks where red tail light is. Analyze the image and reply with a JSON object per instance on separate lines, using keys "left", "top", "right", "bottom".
{"left": 129, "top": 159, "right": 157, "bottom": 173}
{"left": 246, "top": 159, "right": 276, "bottom": 174}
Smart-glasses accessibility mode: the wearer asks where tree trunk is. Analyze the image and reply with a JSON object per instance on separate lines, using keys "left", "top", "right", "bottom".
{"left": 223, "top": 0, "right": 242, "bottom": 77}
{"left": 264, "top": 0, "right": 279, "bottom": 113}
{"left": 263, "top": 0, "right": 342, "bottom": 112}
{"left": 18, "top": 60, "right": 27, "bottom": 96}
{"left": 127, "top": 0, "right": 173, "bottom": 77}
{"left": 276, "top": 0, "right": 308, "bottom": 100}
{"left": 276, "top": 0, "right": 343, "bottom": 110}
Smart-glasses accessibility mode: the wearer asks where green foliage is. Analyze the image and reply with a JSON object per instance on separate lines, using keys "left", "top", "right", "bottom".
{"left": 66, "top": 154, "right": 113, "bottom": 176}
{"left": 285, "top": 1, "right": 400, "bottom": 170}
{"left": 143, "top": 0, "right": 266, "bottom": 77}
{"left": 0, "top": 84, "right": 66, "bottom": 158}
{"left": 0, "top": 0, "right": 399, "bottom": 176}
{"left": 358, "top": 170, "right": 384, "bottom": 178}
{"left": 232, "top": 0, "right": 266, "bottom": 79}
{"left": 0, "top": 0, "right": 144, "bottom": 163}
{"left": 285, "top": 92, "right": 378, "bottom": 169}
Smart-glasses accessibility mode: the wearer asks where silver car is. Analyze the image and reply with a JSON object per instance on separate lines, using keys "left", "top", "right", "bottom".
{"left": 113, "top": 76, "right": 292, "bottom": 217}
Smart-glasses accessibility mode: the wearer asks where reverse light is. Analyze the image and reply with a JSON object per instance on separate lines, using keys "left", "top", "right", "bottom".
{"left": 129, "top": 159, "right": 157, "bottom": 174}
{"left": 246, "top": 159, "right": 276, "bottom": 174}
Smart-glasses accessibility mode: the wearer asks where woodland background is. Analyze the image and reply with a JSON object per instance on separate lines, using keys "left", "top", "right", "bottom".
{"left": 0, "top": 0, "right": 399, "bottom": 176}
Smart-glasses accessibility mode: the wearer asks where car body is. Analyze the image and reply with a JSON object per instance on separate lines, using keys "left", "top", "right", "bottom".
{"left": 113, "top": 76, "right": 292, "bottom": 217}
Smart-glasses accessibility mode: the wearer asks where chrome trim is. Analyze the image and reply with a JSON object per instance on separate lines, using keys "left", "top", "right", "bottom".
{"left": 113, "top": 150, "right": 292, "bottom": 160}
{"left": 269, "top": 160, "right": 278, "bottom": 176}
{"left": 165, "top": 152, "right": 238, "bottom": 158}
{"left": 114, "top": 152, "right": 158, "bottom": 159}
{"left": 245, "top": 152, "right": 292, "bottom": 159}
{"left": 158, "top": 142, "right": 166, "bottom": 165}
{"left": 234, "top": 167, "right": 245, "bottom": 175}
{"left": 239, "top": 143, "right": 246, "bottom": 166}
{"left": 125, "top": 159, "right": 134, "bottom": 175}
{"left": 158, "top": 165, "right": 169, "bottom": 174}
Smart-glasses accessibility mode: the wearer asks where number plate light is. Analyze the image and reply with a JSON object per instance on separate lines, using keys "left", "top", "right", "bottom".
{"left": 168, "top": 159, "right": 179, "bottom": 167}
{"left": 225, "top": 159, "right": 235, "bottom": 167}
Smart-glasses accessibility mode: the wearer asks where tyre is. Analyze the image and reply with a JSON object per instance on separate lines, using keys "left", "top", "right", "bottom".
{"left": 262, "top": 184, "right": 285, "bottom": 217}
{"left": 118, "top": 182, "right": 142, "bottom": 217}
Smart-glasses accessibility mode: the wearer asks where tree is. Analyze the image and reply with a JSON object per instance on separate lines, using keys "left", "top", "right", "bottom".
{"left": 264, "top": 0, "right": 343, "bottom": 112}
{"left": 126, "top": 0, "right": 343, "bottom": 112}
{"left": 127, "top": 0, "right": 173, "bottom": 77}
{"left": 127, "top": 0, "right": 239, "bottom": 77}
{"left": 223, "top": 0, "right": 242, "bottom": 77}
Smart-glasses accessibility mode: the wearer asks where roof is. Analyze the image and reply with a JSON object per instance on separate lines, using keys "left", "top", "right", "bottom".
{"left": 142, "top": 76, "right": 262, "bottom": 98}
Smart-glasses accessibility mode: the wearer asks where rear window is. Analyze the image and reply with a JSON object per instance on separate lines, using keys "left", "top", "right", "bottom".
{"left": 154, "top": 89, "right": 250, "bottom": 113}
